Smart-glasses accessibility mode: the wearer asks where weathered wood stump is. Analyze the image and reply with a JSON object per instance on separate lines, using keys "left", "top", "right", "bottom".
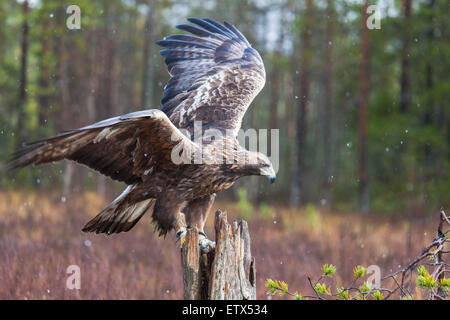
{"left": 181, "top": 209, "right": 256, "bottom": 300}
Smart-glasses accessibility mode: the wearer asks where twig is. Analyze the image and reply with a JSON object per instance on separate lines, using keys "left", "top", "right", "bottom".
{"left": 268, "top": 210, "right": 449, "bottom": 300}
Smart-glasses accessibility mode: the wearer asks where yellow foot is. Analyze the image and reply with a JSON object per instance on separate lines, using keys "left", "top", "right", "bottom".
{"left": 175, "top": 228, "right": 187, "bottom": 248}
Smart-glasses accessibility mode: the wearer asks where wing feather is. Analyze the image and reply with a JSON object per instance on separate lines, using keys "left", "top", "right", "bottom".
{"left": 157, "top": 18, "right": 266, "bottom": 136}
{"left": 9, "top": 110, "right": 197, "bottom": 183}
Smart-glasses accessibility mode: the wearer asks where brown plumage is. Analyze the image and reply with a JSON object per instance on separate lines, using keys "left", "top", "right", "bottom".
{"left": 9, "top": 18, "right": 275, "bottom": 238}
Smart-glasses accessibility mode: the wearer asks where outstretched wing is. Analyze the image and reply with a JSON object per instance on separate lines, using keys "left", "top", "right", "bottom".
{"left": 9, "top": 109, "right": 197, "bottom": 184}
{"left": 157, "top": 17, "right": 266, "bottom": 136}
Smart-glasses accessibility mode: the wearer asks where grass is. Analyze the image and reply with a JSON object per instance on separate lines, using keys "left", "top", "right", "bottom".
{"left": 0, "top": 191, "right": 440, "bottom": 299}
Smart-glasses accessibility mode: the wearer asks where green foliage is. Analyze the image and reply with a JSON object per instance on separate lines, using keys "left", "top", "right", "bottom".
{"left": 259, "top": 203, "right": 273, "bottom": 221}
{"left": 439, "top": 278, "right": 450, "bottom": 291}
{"left": 237, "top": 188, "right": 253, "bottom": 220}
{"left": 265, "top": 278, "right": 289, "bottom": 297}
{"left": 314, "top": 283, "right": 331, "bottom": 296}
{"left": 321, "top": 264, "right": 336, "bottom": 277}
{"left": 294, "top": 293, "right": 305, "bottom": 300}
{"left": 265, "top": 279, "right": 278, "bottom": 295}
{"left": 337, "top": 288, "right": 349, "bottom": 300}
{"left": 358, "top": 281, "right": 372, "bottom": 300}
{"left": 416, "top": 275, "right": 437, "bottom": 290}
{"left": 353, "top": 265, "right": 366, "bottom": 279}
{"left": 306, "top": 204, "right": 319, "bottom": 229}
{"left": 416, "top": 266, "right": 437, "bottom": 289}
{"left": 372, "top": 290, "right": 383, "bottom": 300}
{"left": 417, "top": 265, "right": 427, "bottom": 277}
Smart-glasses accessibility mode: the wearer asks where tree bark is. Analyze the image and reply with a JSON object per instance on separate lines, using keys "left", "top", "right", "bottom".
{"left": 38, "top": 19, "right": 51, "bottom": 128}
{"left": 269, "top": 17, "right": 284, "bottom": 131}
{"left": 141, "top": 0, "right": 155, "bottom": 108}
{"left": 16, "top": 0, "right": 29, "bottom": 151}
{"left": 141, "top": 0, "right": 162, "bottom": 109}
{"left": 358, "top": 0, "right": 370, "bottom": 213}
{"left": 322, "top": 0, "right": 334, "bottom": 203}
{"left": 96, "top": 6, "right": 119, "bottom": 198}
{"left": 57, "top": 9, "right": 87, "bottom": 195}
{"left": 296, "top": 0, "right": 313, "bottom": 205}
{"left": 423, "top": 0, "right": 435, "bottom": 173}
{"left": 399, "top": 0, "right": 412, "bottom": 113}
{"left": 181, "top": 210, "right": 256, "bottom": 300}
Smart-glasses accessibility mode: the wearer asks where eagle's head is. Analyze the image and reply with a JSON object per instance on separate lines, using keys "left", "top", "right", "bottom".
{"left": 243, "top": 151, "right": 276, "bottom": 184}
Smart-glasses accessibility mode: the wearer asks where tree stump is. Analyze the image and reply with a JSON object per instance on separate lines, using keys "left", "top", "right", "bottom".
{"left": 181, "top": 209, "right": 256, "bottom": 300}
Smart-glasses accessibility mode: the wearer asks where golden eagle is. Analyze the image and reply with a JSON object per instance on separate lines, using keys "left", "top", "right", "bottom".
{"left": 10, "top": 18, "right": 275, "bottom": 248}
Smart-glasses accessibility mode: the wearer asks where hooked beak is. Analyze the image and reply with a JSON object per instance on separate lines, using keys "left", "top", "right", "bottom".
{"left": 269, "top": 174, "right": 276, "bottom": 184}
{"left": 260, "top": 166, "right": 276, "bottom": 184}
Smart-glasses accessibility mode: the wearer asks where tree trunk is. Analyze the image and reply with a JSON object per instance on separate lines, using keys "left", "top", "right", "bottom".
{"left": 96, "top": 7, "right": 119, "bottom": 198}
{"left": 181, "top": 210, "right": 256, "bottom": 300}
{"left": 358, "top": 0, "right": 370, "bottom": 213}
{"left": 399, "top": 0, "right": 411, "bottom": 113}
{"left": 57, "top": 11, "right": 87, "bottom": 195}
{"left": 296, "top": 0, "right": 313, "bottom": 205}
{"left": 269, "top": 17, "right": 284, "bottom": 131}
{"left": 423, "top": 0, "right": 435, "bottom": 176}
{"left": 38, "top": 19, "right": 51, "bottom": 128}
{"left": 322, "top": 0, "right": 334, "bottom": 203}
{"left": 141, "top": 0, "right": 155, "bottom": 108}
{"left": 16, "top": 0, "right": 29, "bottom": 151}
{"left": 56, "top": 24, "right": 74, "bottom": 196}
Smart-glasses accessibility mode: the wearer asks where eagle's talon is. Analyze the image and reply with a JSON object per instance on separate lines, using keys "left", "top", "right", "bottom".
{"left": 175, "top": 228, "right": 187, "bottom": 248}
{"left": 198, "top": 233, "right": 215, "bottom": 253}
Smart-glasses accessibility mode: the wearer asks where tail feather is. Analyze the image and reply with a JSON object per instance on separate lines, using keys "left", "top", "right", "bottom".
{"left": 82, "top": 186, "right": 155, "bottom": 235}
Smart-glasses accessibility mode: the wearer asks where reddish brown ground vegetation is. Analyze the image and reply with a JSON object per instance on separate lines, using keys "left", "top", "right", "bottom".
{"left": 0, "top": 192, "right": 438, "bottom": 299}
